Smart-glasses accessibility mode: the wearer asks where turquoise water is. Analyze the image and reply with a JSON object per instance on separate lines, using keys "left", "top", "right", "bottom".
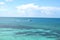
{"left": 0, "top": 17, "right": 60, "bottom": 40}
{"left": 0, "top": 28, "right": 57, "bottom": 40}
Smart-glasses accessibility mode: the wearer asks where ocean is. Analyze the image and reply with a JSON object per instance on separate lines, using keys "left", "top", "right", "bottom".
{"left": 0, "top": 17, "right": 60, "bottom": 40}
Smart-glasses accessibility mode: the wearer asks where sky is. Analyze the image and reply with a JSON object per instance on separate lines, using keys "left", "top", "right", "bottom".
{"left": 0, "top": 0, "right": 60, "bottom": 18}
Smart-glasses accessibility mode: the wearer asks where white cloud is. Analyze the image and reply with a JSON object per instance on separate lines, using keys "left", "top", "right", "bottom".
{"left": 0, "top": 2, "right": 5, "bottom": 5}
{"left": 16, "top": 3, "right": 60, "bottom": 17}
{"left": 5, "top": 0, "right": 13, "bottom": 2}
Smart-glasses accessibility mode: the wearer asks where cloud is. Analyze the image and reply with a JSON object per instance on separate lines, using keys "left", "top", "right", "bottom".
{"left": 0, "top": 2, "right": 5, "bottom": 5}
{"left": 5, "top": 0, "right": 13, "bottom": 2}
{"left": 16, "top": 3, "right": 60, "bottom": 17}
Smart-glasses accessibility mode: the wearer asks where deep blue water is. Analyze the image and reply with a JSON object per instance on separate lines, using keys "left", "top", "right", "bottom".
{"left": 0, "top": 17, "right": 60, "bottom": 30}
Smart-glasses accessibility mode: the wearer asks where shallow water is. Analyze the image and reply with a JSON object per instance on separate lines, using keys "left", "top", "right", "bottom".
{"left": 0, "top": 28, "right": 59, "bottom": 40}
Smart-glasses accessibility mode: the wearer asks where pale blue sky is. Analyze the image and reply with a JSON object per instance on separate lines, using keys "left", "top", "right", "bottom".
{"left": 0, "top": 0, "right": 60, "bottom": 18}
